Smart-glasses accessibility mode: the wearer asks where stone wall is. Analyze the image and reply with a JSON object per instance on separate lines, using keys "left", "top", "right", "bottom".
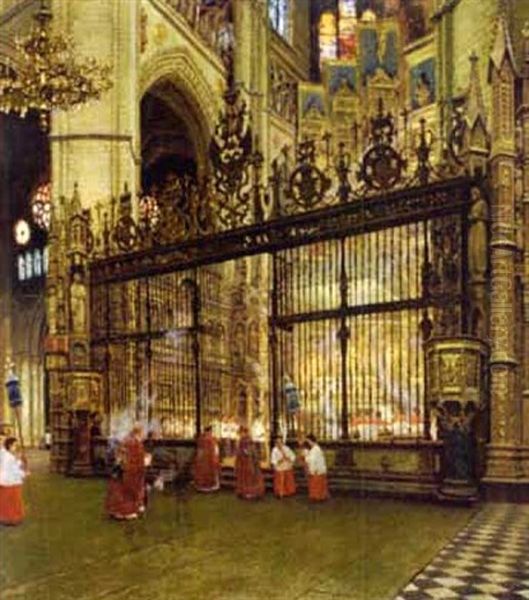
{"left": 452, "top": 0, "right": 498, "bottom": 109}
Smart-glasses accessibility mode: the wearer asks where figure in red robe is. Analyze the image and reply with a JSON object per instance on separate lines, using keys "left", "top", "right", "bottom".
{"left": 105, "top": 425, "right": 146, "bottom": 520}
{"left": 193, "top": 426, "right": 220, "bottom": 492}
{"left": 235, "top": 426, "right": 265, "bottom": 500}
{"left": 0, "top": 437, "right": 27, "bottom": 525}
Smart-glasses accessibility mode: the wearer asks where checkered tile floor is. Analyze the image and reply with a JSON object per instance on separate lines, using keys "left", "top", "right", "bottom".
{"left": 395, "top": 504, "right": 529, "bottom": 600}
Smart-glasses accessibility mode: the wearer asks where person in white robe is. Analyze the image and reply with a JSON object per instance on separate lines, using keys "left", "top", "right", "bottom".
{"left": 0, "top": 437, "right": 27, "bottom": 525}
{"left": 271, "top": 437, "right": 297, "bottom": 498}
{"left": 302, "top": 434, "right": 329, "bottom": 502}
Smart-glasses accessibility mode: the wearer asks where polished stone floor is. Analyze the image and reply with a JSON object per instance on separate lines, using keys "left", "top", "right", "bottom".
{"left": 396, "top": 504, "right": 529, "bottom": 600}
{"left": 0, "top": 453, "right": 475, "bottom": 600}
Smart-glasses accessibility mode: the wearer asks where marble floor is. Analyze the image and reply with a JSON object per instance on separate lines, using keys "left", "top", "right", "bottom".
{"left": 395, "top": 504, "right": 529, "bottom": 600}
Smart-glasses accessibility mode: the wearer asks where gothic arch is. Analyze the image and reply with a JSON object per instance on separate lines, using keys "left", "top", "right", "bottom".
{"left": 140, "top": 51, "right": 221, "bottom": 176}
{"left": 11, "top": 294, "right": 46, "bottom": 446}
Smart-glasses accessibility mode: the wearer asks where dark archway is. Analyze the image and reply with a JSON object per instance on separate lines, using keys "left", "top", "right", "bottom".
{"left": 141, "top": 85, "right": 201, "bottom": 193}
{"left": 0, "top": 110, "right": 50, "bottom": 442}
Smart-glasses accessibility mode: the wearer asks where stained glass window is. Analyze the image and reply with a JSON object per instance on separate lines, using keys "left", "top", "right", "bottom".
{"left": 319, "top": 1, "right": 358, "bottom": 66}
{"left": 16, "top": 247, "right": 48, "bottom": 282}
{"left": 269, "top": 0, "right": 289, "bottom": 39}
{"left": 338, "top": 0, "right": 357, "bottom": 60}
{"left": 25, "top": 251, "right": 33, "bottom": 279}
{"left": 319, "top": 11, "right": 338, "bottom": 63}
{"left": 31, "top": 182, "right": 52, "bottom": 231}
{"left": 34, "top": 249, "right": 42, "bottom": 277}
{"left": 18, "top": 255, "right": 26, "bottom": 281}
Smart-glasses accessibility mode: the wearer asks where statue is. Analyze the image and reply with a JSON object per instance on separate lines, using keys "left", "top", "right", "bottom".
{"left": 70, "top": 272, "right": 88, "bottom": 334}
{"left": 414, "top": 72, "right": 432, "bottom": 108}
{"left": 468, "top": 187, "right": 488, "bottom": 282}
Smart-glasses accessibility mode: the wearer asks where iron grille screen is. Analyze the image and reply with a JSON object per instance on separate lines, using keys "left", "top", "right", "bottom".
{"left": 273, "top": 221, "right": 432, "bottom": 441}
{"left": 91, "top": 212, "right": 464, "bottom": 443}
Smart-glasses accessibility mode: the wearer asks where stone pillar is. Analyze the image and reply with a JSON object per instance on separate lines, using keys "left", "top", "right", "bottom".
{"left": 519, "top": 25, "right": 529, "bottom": 445}
{"left": 0, "top": 117, "right": 12, "bottom": 429}
{"left": 46, "top": 197, "right": 71, "bottom": 472}
{"left": 233, "top": 0, "right": 253, "bottom": 94}
{"left": 250, "top": 0, "right": 270, "bottom": 170}
{"left": 484, "top": 19, "right": 521, "bottom": 487}
{"left": 47, "top": 0, "right": 139, "bottom": 471}
{"left": 426, "top": 338, "right": 488, "bottom": 501}
{"left": 50, "top": 0, "right": 140, "bottom": 204}
{"left": 233, "top": 0, "right": 268, "bottom": 156}
{"left": 47, "top": 186, "right": 103, "bottom": 474}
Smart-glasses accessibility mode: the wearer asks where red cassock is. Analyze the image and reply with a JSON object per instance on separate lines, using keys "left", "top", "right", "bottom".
{"left": 273, "top": 470, "right": 296, "bottom": 498}
{"left": 193, "top": 433, "right": 220, "bottom": 492}
{"left": 105, "top": 436, "right": 146, "bottom": 519}
{"left": 235, "top": 435, "right": 265, "bottom": 500}
{"left": 308, "top": 474, "right": 329, "bottom": 502}
{"left": 0, "top": 485, "right": 24, "bottom": 525}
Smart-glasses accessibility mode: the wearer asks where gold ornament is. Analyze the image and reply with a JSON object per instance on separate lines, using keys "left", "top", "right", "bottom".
{"left": 0, "top": 1, "right": 112, "bottom": 131}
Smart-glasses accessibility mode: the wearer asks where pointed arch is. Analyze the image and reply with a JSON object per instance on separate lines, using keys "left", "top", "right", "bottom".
{"left": 140, "top": 50, "right": 221, "bottom": 161}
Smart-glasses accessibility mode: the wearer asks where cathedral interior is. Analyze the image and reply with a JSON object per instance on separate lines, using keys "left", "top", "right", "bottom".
{"left": 2, "top": 0, "right": 529, "bottom": 598}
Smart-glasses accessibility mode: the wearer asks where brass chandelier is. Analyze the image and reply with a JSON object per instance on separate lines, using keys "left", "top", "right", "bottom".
{"left": 0, "top": 0, "right": 112, "bottom": 131}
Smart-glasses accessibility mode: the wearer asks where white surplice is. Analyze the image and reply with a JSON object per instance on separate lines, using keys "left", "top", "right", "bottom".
{"left": 271, "top": 444, "right": 296, "bottom": 472}
{"left": 304, "top": 444, "right": 327, "bottom": 476}
{"left": 0, "top": 449, "right": 26, "bottom": 486}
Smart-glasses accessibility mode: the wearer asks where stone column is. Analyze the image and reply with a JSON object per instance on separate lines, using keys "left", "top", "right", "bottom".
{"left": 50, "top": 0, "right": 140, "bottom": 205}
{"left": 519, "top": 26, "right": 529, "bottom": 445}
{"left": 484, "top": 19, "right": 521, "bottom": 487}
{"left": 47, "top": 186, "right": 104, "bottom": 473}
{"left": 233, "top": 0, "right": 268, "bottom": 154}
{"left": 0, "top": 117, "right": 13, "bottom": 428}
{"left": 47, "top": 0, "right": 139, "bottom": 471}
{"left": 251, "top": 0, "right": 270, "bottom": 169}
{"left": 233, "top": 0, "right": 253, "bottom": 95}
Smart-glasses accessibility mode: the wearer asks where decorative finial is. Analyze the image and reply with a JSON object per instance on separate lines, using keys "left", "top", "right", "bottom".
{"left": 466, "top": 51, "right": 487, "bottom": 130}
{"left": 490, "top": 12, "right": 516, "bottom": 74}
{"left": 70, "top": 182, "right": 82, "bottom": 215}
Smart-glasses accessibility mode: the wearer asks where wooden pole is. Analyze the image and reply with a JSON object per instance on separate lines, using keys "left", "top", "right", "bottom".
{"left": 12, "top": 405, "right": 27, "bottom": 469}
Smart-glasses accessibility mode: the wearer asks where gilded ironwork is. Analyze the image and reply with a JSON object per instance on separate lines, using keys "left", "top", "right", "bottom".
{"left": 112, "top": 186, "right": 142, "bottom": 253}
{"left": 209, "top": 87, "right": 257, "bottom": 229}
{"left": 358, "top": 99, "right": 407, "bottom": 191}
{"left": 89, "top": 169, "right": 473, "bottom": 449}
{"left": 282, "top": 139, "right": 332, "bottom": 214}
{"left": 85, "top": 83, "right": 470, "bottom": 261}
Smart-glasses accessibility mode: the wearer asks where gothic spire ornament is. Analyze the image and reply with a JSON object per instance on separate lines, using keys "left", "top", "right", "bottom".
{"left": 0, "top": 0, "right": 113, "bottom": 131}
